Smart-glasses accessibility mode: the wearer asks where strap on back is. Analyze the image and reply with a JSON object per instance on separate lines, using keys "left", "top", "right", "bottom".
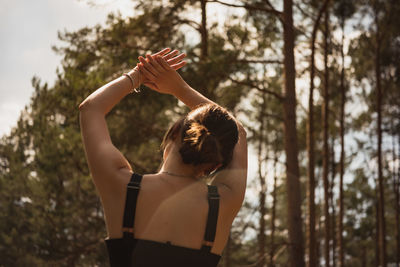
{"left": 201, "top": 185, "right": 220, "bottom": 253}
{"left": 122, "top": 173, "right": 143, "bottom": 239}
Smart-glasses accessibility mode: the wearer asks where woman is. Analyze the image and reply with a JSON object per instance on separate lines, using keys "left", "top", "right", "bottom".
{"left": 79, "top": 48, "right": 247, "bottom": 267}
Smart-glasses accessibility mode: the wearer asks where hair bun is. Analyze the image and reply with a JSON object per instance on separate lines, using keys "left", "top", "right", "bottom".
{"left": 161, "top": 104, "right": 239, "bottom": 170}
{"left": 179, "top": 121, "right": 223, "bottom": 165}
{"left": 185, "top": 122, "right": 210, "bottom": 150}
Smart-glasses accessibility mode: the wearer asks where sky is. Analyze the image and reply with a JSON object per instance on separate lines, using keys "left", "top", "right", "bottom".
{"left": 0, "top": 0, "right": 134, "bottom": 137}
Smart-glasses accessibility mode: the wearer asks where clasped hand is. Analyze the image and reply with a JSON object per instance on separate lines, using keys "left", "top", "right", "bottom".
{"left": 135, "top": 48, "right": 188, "bottom": 95}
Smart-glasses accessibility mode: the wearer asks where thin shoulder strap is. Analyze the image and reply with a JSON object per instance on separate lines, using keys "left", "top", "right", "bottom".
{"left": 122, "top": 173, "right": 143, "bottom": 239}
{"left": 201, "top": 185, "right": 220, "bottom": 253}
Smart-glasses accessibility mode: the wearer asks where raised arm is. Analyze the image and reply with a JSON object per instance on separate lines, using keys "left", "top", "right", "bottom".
{"left": 79, "top": 49, "right": 186, "bottom": 194}
{"left": 137, "top": 55, "right": 215, "bottom": 110}
{"left": 138, "top": 55, "right": 248, "bottom": 210}
{"left": 212, "top": 122, "right": 247, "bottom": 210}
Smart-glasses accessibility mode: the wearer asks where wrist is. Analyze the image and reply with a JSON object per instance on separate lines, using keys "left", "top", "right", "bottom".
{"left": 127, "top": 68, "right": 140, "bottom": 88}
{"left": 172, "top": 83, "right": 191, "bottom": 98}
{"left": 173, "top": 85, "right": 215, "bottom": 110}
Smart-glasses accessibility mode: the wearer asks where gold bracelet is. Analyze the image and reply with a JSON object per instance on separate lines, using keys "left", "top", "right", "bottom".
{"left": 123, "top": 72, "right": 141, "bottom": 93}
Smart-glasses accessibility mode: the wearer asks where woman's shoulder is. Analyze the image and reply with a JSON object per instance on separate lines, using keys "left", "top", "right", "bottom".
{"left": 101, "top": 170, "right": 161, "bottom": 199}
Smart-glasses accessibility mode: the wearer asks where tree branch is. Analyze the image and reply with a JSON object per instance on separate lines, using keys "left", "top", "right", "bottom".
{"left": 294, "top": 1, "right": 316, "bottom": 21}
{"left": 208, "top": 0, "right": 283, "bottom": 19}
{"left": 263, "top": 0, "right": 278, "bottom": 13}
{"left": 228, "top": 77, "right": 284, "bottom": 100}
{"left": 175, "top": 19, "right": 201, "bottom": 31}
{"left": 236, "top": 59, "right": 283, "bottom": 64}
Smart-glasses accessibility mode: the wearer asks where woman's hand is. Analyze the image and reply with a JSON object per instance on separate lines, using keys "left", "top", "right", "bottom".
{"left": 137, "top": 53, "right": 188, "bottom": 95}
{"left": 135, "top": 49, "right": 186, "bottom": 91}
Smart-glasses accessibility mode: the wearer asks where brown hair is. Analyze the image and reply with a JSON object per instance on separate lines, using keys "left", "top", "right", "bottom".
{"left": 161, "top": 104, "right": 239, "bottom": 170}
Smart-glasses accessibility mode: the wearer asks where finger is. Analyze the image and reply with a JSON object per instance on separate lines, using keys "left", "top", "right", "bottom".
{"left": 139, "top": 56, "right": 159, "bottom": 77}
{"left": 163, "top": 50, "right": 179, "bottom": 61}
{"left": 138, "top": 63, "right": 156, "bottom": 80}
{"left": 167, "top": 53, "right": 186, "bottom": 65}
{"left": 152, "top": 48, "right": 171, "bottom": 57}
{"left": 136, "top": 63, "right": 144, "bottom": 83}
{"left": 147, "top": 54, "right": 165, "bottom": 73}
{"left": 136, "top": 63, "right": 152, "bottom": 83}
{"left": 164, "top": 49, "right": 179, "bottom": 59}
{"left": 156, "top": 56, "right": 173, "bottom": 71}
{"left": 139, "top": 58, "right": 157, "bottom": 78}
{"left": 171, "top": 61, "right": 187, "bottom": 70}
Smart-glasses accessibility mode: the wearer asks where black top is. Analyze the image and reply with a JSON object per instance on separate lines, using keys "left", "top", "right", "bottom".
{"left": 105, "top": 173, "right": 222, "bottom": 267}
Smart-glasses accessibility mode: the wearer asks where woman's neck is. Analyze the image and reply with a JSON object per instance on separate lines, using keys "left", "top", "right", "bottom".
{"left": 159, "top": 143, "right": 202, "bottom": 179}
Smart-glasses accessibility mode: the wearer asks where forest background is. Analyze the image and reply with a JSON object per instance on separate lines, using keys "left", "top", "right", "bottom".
{"left": 0, "top": 0, "right": 399, "bottom": 266}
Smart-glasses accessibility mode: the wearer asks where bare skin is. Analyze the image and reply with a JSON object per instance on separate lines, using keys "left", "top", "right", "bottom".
{"left": 79, "top": 49, "right": 247, "bottom": 255}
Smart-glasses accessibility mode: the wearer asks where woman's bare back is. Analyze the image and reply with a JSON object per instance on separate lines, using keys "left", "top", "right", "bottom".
{"left": 102, "top": 169, "right": 236, "bottom": 255}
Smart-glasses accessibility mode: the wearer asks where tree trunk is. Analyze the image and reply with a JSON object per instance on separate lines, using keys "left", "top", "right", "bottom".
{"left": 307, "top": 2, "right": 329, "bottom": 266}
{"left": 200, "top": 0, "right": 208, "bottom": 60}
{"left": 306, "top": 16, "right": 317, "bottom": 267}
{"left": 307, "top": 11, "right": 318, "bottom": 267}
{"left": 337, "top": 15, "right": 346, "bottom": 267}
{"left": 392, "top": 124, "right": 400, "bottom": 267}
{"left": 361, "top": 245, "right": 367, "bottom": 267}
{"left": 322, "top": 7, "right": 331, "bottom": 267}
{"left": 375, "top": 188, "right": 380, "bottom": 266}
{"left": 258, "top": 181, "right": 266, "bottom": 267}
{"left": 330, "top": 137, "right": 336, "bottom": 267}
{"left": 257, "top": 92, "right": 267, "bottom": 267}
{"left": 282, "top": 1, "right": 305, "bottom": 266}
{"left": 269, "top": 144, "right": 278, "bottom": 267}
{"left": 316, "top": 208, "right": 322, "bottom": 267}
{"left": 397, "top": 132, "right": 400, "bottom": 266}
{"left": 375, "top": 10, "right": 386, "bottom": 266}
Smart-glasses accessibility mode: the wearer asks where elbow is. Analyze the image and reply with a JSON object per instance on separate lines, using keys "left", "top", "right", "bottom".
{"left": 79, "top": 96, "right": 104, "bottom": 115}
{"left": 78, "top": 98, "right": 92, "bottom": 112}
